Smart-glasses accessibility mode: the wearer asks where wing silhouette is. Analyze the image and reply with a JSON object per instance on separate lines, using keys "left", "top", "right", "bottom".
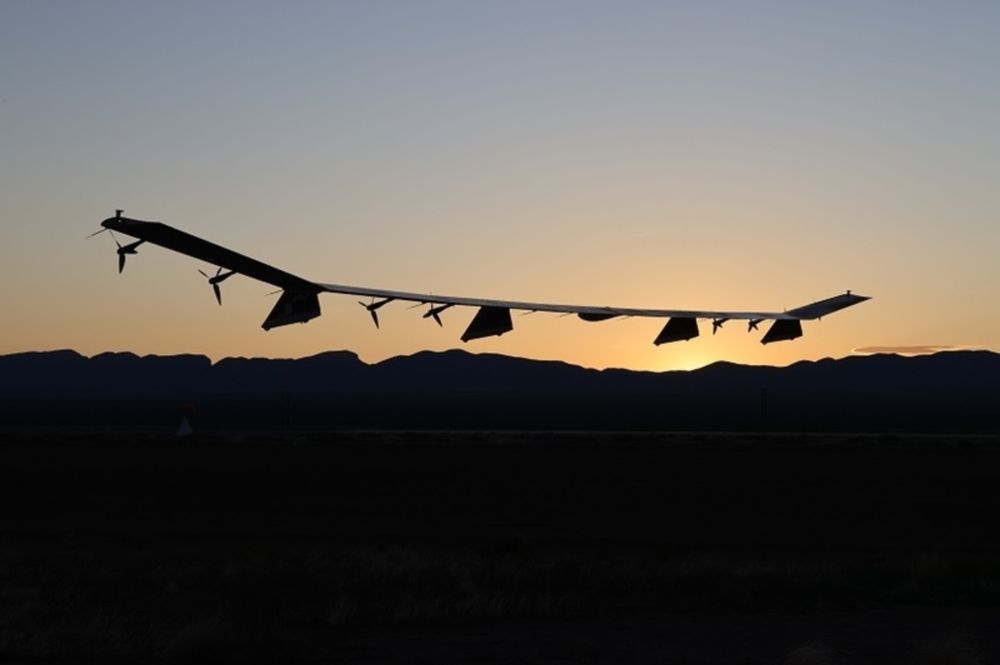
{"left": 95, "top": 211, "right": 870, "bottom": 344}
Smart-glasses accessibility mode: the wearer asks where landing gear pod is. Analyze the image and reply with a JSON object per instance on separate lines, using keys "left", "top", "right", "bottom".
{"left": 761, "top": 319, "right": 802, "bottom": 344}
{"left": 654, "top": 317, "right": 699, "bottom": 345}
{"left": 461, "top": 306, "right": 513, "bottom": 342}
{"left": 578, "top": 312, "right": 618, "bottom": 322}
{"left": 262, "top": 290, "right": 321, "bottom": 330}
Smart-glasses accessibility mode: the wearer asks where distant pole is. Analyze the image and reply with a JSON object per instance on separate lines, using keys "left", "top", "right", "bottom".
{"left": 177, "top": 402, "right": 195, "bottom": 438}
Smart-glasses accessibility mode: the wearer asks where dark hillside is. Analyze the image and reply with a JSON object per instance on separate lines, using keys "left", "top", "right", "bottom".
{"left": 0, "top": 349, "right": 997, "bottom": 431}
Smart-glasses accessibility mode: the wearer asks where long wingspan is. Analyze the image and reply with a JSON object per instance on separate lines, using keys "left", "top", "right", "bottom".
{"left": 95, "top": 211, "right": 870, "bottom": 344}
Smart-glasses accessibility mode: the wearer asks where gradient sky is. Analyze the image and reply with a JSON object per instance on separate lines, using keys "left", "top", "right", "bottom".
{"left": 2, "top": 1, "right": 998, "bottom": 371}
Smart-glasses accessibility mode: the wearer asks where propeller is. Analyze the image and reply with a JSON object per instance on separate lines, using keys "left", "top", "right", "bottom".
{"left": 113, "top": 234, "right": 145, "bottom": 274}
{"left": 86, "top": 212, "right": 142, "bottom": 273}
{"left": 359, "top": 297, "right": 394, "bottom": 328}
{"left": 198, "top": 267, "right": 237, "bottom": 305}
{"left": 712, "top": 318, "right": 729, "bottom": 335}
{"left": 747, "top": 319, "right": 762, "bottom": 332}
{"left": 422, "top": 303, "right": 454, "bottom": 327}
{"left": 86, "top": 209, "right": 144, "bottom": 273}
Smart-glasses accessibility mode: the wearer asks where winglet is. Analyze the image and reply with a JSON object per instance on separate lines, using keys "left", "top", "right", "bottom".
{"left": 786, "top": 292, "right": 870, "bottom": 320}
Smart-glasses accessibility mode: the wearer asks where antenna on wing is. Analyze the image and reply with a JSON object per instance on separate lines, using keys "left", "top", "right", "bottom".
{"left": 359, "top": 297, "right": 394, "bottom": 329}
{"left": 198, "top": 267, "right": 237, "bottom": 305}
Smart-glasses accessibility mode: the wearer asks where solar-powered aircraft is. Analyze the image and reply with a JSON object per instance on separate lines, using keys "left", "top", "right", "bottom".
{"left": 90, "top": 210, "right": 870, "bottom": 345}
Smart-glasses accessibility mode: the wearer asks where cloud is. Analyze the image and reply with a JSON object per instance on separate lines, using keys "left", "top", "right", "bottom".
{"left": 852, "top": 345, "right": 983, "bottom": 356}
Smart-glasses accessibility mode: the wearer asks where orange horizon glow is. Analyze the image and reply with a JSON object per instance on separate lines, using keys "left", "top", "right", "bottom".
{"left": 2, "top": 4, "right": 998, "bottom": 369}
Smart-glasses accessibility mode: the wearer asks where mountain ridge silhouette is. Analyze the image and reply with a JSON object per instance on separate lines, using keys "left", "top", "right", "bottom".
{"left": 1, "top": 349, "right": 997, "bottom": 430}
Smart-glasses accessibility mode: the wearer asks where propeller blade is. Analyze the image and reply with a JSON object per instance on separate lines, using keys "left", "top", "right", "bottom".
{"left": 118, "top": 253, "right": 126, "bottom": 274}
{"left": 423, "top": 303, "right": 453, "bottom": 326}
{"left": 215, "top": 267, "right": 223, "bottom": 278}
{"left": 213, "top": 283, "right": 222, "bottom": 306}
{"left": 748, "top": 319, "right": 761, "bottom": 332}
{"left": 359, "top": 298, "right": 392, "bottom": 328}
{"left": 85, "top": 228, "right": 108, "bottom": 239}
{"left": 198, "top": 269, "right": 210, "bottom": 279}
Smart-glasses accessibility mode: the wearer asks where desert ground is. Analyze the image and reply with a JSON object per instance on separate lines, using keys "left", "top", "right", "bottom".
{"left": 1, "top": 428, "right": 999, "bottom": 663}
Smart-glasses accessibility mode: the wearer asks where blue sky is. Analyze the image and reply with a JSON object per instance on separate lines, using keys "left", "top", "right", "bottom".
{"left": 2, "top": 1, "right": 998, "bottom": 369}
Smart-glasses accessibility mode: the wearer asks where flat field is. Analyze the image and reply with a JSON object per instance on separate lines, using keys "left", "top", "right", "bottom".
{"left": 1, "top": 429, "right": 999, "bottom": 663}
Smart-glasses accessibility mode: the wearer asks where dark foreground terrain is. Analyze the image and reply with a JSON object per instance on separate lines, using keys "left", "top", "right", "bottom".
{"left": 2, "top": 429, "right": 1000, "bottom": 663}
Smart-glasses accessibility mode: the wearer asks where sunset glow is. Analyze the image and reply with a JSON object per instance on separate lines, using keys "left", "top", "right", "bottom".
{"left": 2, "top": 3, "right": 998, "bottom": 370}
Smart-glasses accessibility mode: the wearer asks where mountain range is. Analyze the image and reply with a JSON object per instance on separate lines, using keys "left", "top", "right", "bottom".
{"left": 0, "top": 349, "right": 997, "bottom": 431}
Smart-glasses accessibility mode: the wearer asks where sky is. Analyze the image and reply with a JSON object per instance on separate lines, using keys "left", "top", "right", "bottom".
{"left": 2, "top": 1, "right": 998, "bottom": 371}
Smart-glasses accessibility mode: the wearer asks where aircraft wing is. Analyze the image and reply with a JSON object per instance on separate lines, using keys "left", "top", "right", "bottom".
{"left": 96, "top": 211, "right": 870, "bottom": 345}
{"left": 318, "top": 281, "right": 797, "bottom": 320}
